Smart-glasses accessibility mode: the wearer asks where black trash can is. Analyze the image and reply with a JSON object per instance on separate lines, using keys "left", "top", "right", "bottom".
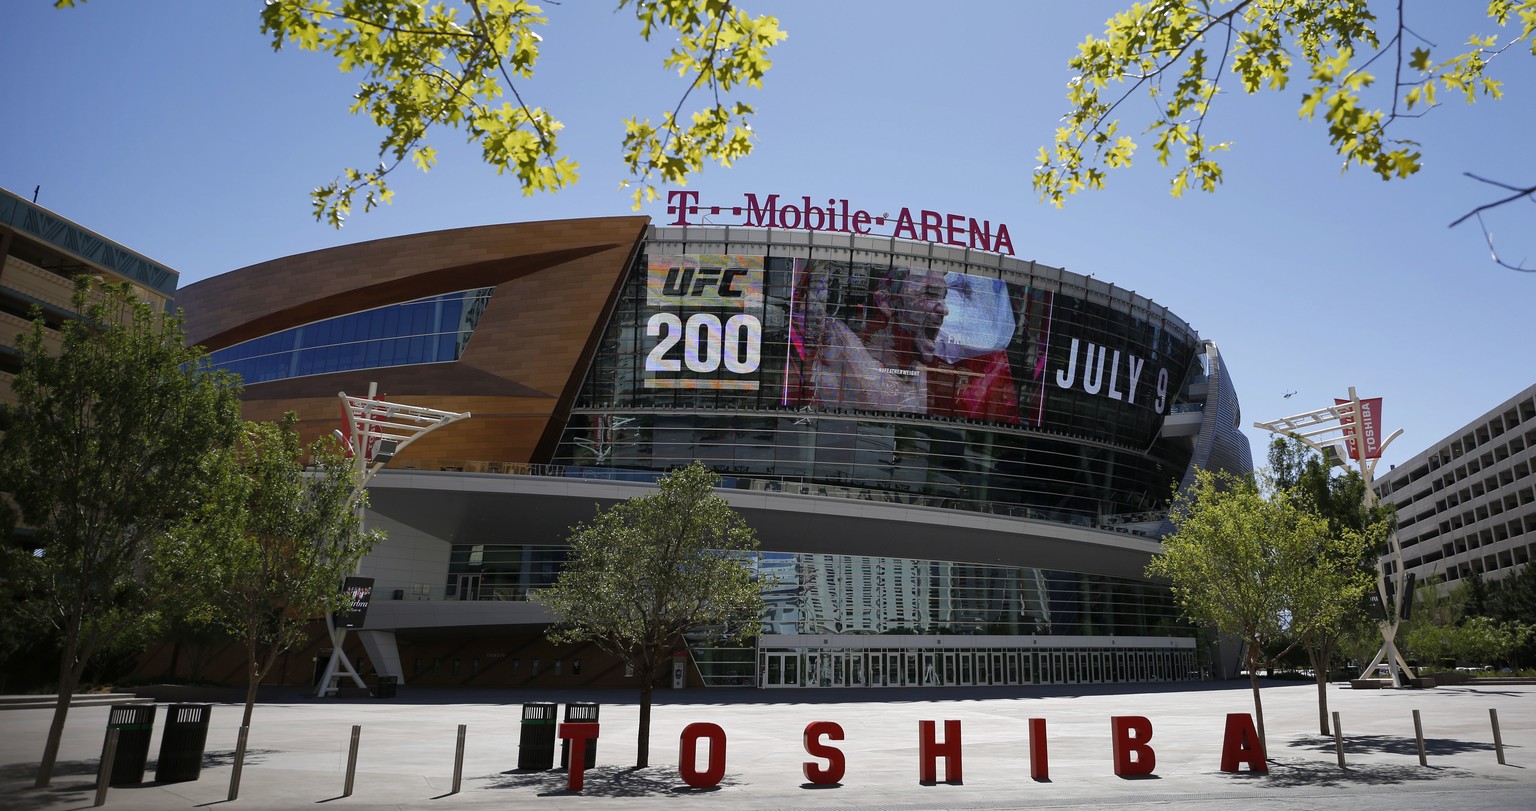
{"left": 517, "top": 702, "right": 558, "bottom": 770}
{"left": 154, "top": 704, "right": 211, "bottom": 783}
{"left": 559, "top": 702, "right": 600, "bottom": 770}
{"left": 104, "top": 704, "right": 157, "bottom": 785}
{"left": 377, "top": 676, "right": 398, "bottom": 699}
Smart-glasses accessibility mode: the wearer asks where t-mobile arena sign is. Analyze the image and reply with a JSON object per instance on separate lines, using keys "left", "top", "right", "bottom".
{"left": 666, "top": 191, "right": 1017, "bottom": 257}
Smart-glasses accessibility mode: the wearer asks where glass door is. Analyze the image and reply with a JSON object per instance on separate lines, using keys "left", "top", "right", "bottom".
{"left": 760, "top": 652, "right": 800, "bottom": 687}
{"left": 922, "top": 653, "right": 941, "bottom": 686}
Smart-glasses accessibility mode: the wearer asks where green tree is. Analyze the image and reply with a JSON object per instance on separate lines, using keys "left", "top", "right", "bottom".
{"left": 163, "top": 417, "right": 381, "bottom": 732}
{"left": 0, "top": 279, "right": 242, "bottom": 788}
{"left": 58, "top": 1, "right": 785, "bottom": 227}
{"left": 1401, "top": 574, "right": 1534, "bottom": 669}
{"left": 1486, "top": 562, "right": 1536, "bottom": 666}
{"left": 536, "top": 462, "right": 765, "bottom": 767}
{"left": 1037, "top": 1, "right": 1535, "bottom": 266}
{"left": 1266, "top": 436, "right": 1385, "bottom": 734}
{"left": 1147, "top": 467, "right": 1371, "bottom": 759}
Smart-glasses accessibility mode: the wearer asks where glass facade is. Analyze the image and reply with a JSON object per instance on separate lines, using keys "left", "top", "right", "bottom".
{"left": 444, "top": 543, "right": 568, "bottom": 601}
{"left": 758, "top": 553, "right": 1190, "bottom": 638}
{"left": 537, "top": 228, "right": 1218, "bottom": 687}
{"left": 706, "top": 551, "right": 1200, "bottom": 688}
{"left": 206, "top": 288, "right": 493, "bottom": 384}
{"left": 555, "top": 230, "right": 1202, "bottom": 527}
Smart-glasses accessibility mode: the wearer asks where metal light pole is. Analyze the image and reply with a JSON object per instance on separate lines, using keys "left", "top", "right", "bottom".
{"left": 1254, "top": 387, "right": 1414, "bottom": 686}
{"left": 315, "top": 383, "right": 470, "bottom": 697}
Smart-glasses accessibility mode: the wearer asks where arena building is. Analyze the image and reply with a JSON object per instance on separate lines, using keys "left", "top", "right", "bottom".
{"left": 175, "top": 200, "right": 1253, "bottom": 690}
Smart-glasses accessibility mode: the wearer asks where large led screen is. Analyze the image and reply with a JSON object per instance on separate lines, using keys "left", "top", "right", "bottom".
{"left": 635, "top": 254, "right": 1196, "bottom": 449}
{"left": 643, "top": 254, "right": 765, "bottom": 391}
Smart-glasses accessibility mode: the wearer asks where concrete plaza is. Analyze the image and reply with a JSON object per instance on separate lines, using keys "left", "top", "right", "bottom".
{"left": 1, "top": 679, "right": 1530, "bottom": 810}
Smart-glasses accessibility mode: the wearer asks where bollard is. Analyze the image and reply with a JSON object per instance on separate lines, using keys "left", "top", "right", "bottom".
{"left": 94, "top": 728, "right": 120, "bottom": 808}
{"left": 452, "top": 724, "right": 467, "bottom": 794}
{"left": 344, "top": 724, "right": 361, "bottom": 797}
{"left": 1331, "top": 711, "right": 1345, "bottom": 768}
{"left": 1490, "top": 708, "right": 1506, "bottom": 765}
{"left": 1412, "top": 710, "right": 1426, "bottom": 766}
{"left": 229, "top": 725, "right": 249, "bottom": 801}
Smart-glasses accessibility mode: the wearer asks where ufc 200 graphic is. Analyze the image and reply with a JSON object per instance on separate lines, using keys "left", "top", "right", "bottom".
{"left": 644, "top": 255, "right": 765, "bottom": 391}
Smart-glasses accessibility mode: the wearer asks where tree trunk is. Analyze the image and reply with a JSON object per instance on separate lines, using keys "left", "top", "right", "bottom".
{"left": 1248, "top": 653, "right": 1267, "bottom": 762}
{"left": 240, "top": 636, "right": 274, "bottom": 730}
{"left": 35, "top": 672, "right": 78, "bottom": 788}
{"left": 241, "top": 663, "right": 260, "bottom": 729}
{"left": 35, "top": 621, "right": 88, "bottom": 788}
{"left": 637, "top": 679, "right": 653, "bottom": 768}
{"left": 1307, "top": 643, "right": 1331, "bottom": 735}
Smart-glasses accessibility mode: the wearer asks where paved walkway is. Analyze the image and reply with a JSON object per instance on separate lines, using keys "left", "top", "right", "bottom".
{"left": 1, "top": 680, "right": 1530, "bottom": 810}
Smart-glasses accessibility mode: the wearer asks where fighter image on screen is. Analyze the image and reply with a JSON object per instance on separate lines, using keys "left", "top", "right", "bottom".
{"left": 797, "top": 263, "right": 949, "bottom": 414}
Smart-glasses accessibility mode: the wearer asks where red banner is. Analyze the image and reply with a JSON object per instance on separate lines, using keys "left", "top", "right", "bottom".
{"left": 1336, "top": 397, "right": 1384, "bottom": 460}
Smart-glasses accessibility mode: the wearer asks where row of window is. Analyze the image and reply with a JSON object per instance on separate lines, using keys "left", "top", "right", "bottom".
{"left": 442, "top": 547, "right": 1190, "bottom": 640}
{"left": 206, "top": 288, "right": 492, "bottom": 384}
{"left": 551, "top": 414, "right": 1181, "bottom": 521}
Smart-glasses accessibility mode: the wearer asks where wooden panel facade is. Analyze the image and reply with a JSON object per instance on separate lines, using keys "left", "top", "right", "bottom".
{"left": 177, "top": 217, "right": 650, "bottom": 466}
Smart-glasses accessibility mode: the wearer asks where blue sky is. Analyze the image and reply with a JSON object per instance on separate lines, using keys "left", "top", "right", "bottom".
{"left": 4, "top": 1, "right": 1533, "bottom": 472}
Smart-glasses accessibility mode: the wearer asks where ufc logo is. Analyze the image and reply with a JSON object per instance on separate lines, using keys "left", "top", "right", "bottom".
{"left": 660, "top": 266, "right": 748, "bottom": 298}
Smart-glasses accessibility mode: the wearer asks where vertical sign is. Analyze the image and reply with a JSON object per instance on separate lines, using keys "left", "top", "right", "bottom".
{"left": 1336, "top": 397, "right": 1384, "bottom": 460}
{"left": 339, "top": 576, "right": 375, "bottom": 629}
{"left": 672, "top": 650, "right": 688, "bottom": 689}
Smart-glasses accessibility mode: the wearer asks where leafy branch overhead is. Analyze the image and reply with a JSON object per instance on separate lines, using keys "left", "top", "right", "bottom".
{"left": 1035, "top": 0, "right": 1536, "bottom": 204}
{"left": 251, "top": 0, "right": 784, "bottom": 227}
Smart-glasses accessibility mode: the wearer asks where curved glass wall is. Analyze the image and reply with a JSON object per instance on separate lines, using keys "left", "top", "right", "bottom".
{"left": 759, "top": 552, "right": 1191, "bottom": 637}
{"left": 555, "top": 232, "right": 1206, "bottom": 526}
{"left": 698, "top": 551, "right": 1198, "bottom": 688}
{"left": 206, "top": 288, "right": 493, "bottom": 384}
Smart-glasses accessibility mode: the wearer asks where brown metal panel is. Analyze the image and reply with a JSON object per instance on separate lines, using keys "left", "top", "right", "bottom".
{"left": 176, "top": 217, "right": 650, "bottom": 467}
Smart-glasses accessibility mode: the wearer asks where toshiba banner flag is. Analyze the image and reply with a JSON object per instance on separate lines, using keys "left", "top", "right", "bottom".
{"left": 1336, "top": 397, "right": 1384, "bottom": 460}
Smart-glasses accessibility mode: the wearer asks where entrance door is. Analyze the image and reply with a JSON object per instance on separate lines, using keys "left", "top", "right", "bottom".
{"left": 455, "top": 574, "right": 481, "bottom": 601}
{"left": 886, "top": 653, "right": 904, "bottom": 687}
{"left": 826, "top": 653, "right": 846, "bottom": 686}
{"left": 922, "top": 653, "right": 941, "bottom": 686}
{"left": 989, "top": 653, "right": 1004, "bottom": 686}
{"left": 761, "top": 652, "right": 800, "bottom": 687}
{"left": 959, "top": 653, "right": 974, "bottom": 686}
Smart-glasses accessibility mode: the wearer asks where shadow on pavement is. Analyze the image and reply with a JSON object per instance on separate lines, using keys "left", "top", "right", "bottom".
{"left": 0, "top": 759, "right": 98, "bottom": 782}
{"left": 1238, "top": 757, "right": 1477, "bottom": 788}
{"left": 1289, "top": 734, "right": 1494, "bottom": 758}
{"left": 0, "top": 783, "right": 98, "bottom": 811}
{"left": 483, "top": 764, "right": 741, "bottom": 797}
{"left": 196, "top": 748, "right": 275, "bottom": 769}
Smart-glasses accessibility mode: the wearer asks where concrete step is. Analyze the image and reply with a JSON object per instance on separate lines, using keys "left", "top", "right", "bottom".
{"left": 0, "top": 693, "right": 153, "bottom": 711}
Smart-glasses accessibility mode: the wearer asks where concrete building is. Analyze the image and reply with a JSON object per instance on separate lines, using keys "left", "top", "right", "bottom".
{"left": 0, "top": 187, "right": 179, "bottom": 408}
{"left": 1375, "top": 383, "right": 1536, "bottom": 589}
